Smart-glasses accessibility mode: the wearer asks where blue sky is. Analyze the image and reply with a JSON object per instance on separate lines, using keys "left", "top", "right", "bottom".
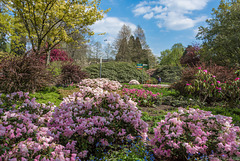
{"left": 91, "top": 0, "right": 220, "bottom": 57}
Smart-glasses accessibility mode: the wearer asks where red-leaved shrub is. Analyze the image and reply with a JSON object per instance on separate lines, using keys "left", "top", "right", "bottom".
{"left": 60, "top": 63, "right": 88, "bottom": 85}
{"left": 40, "top": 48, "right": 73, "bottom": 62}
{"left": 0, "top": 55, "right": 53, "bottom": 93}
{"left": 180, "top": 45, "right": 201, "bottom": 67}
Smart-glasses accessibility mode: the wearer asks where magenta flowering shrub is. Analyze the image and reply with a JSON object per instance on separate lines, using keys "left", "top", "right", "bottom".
{"left": 143, "top": 84, "right": 162, "bottom": 89}
{"left": 129, "top": 80, "right": 140, "bottom": 85}
{"left": 122, "top": 88, "right": 162, "bottom": 107}
{"left": 48, "top": 86, "right": 148, "bottom": 159}
{"left": 0, "top": 92, "right": 76, "bottom": 160}
{"left": 186, "top": 69, "right": 240, "bottom": 106}
{"left": 78, "top": 78, "right": 122, "bottom": 91}
{"left": 151, "top": 107, "right": 240, "bottom": 161}
{"left": 186, "top": 69, "right": 224, "bottom": 102}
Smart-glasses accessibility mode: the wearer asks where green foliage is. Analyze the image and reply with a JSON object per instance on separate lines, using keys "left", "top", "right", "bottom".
{"left": 158, "top": 43, "right": 184, "bottom": 66}
{"left": 46, "top": 61, "right": 63, "bottom": 84}
{"left": 146, "top": 77, "right": 158, "bottom": 84}
{"left": 89, "top": 139, "right": 155, "bottom": 161}
{"left": 122, "top": 84, "right": 176, "bottom": 96}
{"left": 115, "top": 25, "right": 156, "bottom": 65}
{"left": 197, "top": 0, "right": 240, "bottom": 67}
{"left": 85, "top": 62, "right": 149, "bottom": 83}
{"left": 29, "top": 91, "right": 62, "bottom": 107}
{"left": 152, "top": 65, "right": 182, "bottom": 83}
{"left": 2, "top": 0, "right": 109, "bottom": 55}
{"left": 172, "top": 62, "right": 236, "bottom": 96}
{"left": 185, "top": 69, "right": 240, "bottom": 107}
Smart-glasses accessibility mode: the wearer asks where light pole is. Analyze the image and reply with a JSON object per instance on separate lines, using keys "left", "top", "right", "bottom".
{"left": 100, "top": 57, "right": 102, "bottom": 78}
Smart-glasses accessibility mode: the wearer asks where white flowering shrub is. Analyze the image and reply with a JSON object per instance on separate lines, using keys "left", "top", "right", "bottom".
{"left": 151, "top": 107, "right": 240, "bottom": 161}
{"left": 129, "top": 80, "right": 140, "bottom": 85}
{"left": 78, "top": 78, "right": 122, "bottom": 91}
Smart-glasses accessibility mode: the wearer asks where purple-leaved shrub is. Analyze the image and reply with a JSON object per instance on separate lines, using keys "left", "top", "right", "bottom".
{"left": 151, "top": 107, "right": 240, "bottom": 161}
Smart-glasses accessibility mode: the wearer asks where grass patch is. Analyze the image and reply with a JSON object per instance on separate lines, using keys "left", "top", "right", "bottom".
{"left": 29, "top": 85, "right": 80, "bottom": 106}
{"left": 30, "top": 91, "right": 62, "bottom": 106}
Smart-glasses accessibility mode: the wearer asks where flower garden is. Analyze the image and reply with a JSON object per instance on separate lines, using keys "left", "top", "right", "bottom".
{"left": 0, "top": 76, "right": 240, "bottom": 161}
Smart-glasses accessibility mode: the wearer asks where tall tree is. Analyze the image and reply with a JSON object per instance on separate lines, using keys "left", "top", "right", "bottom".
{"left": 2, "top": 0, "right": 109, "bottom": 58}
{"left": 114, "top": 24, "right": 131, "bottom": 51}
{"left": 197, "top": 0, "right": 240, "bottom": 66}
{"left": 134, "top": 25, "right": 149, "bottom": 49}
{"left": 116, "top": 37, "right": 129, "bottom": 62}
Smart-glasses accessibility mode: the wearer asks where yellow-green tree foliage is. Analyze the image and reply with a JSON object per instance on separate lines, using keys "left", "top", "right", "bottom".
{"left": 2, "top": 0, "right": 109, "bottom": 55}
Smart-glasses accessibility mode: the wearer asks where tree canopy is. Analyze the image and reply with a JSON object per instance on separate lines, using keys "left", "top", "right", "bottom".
{"left": 197, "top": 0, "right": 240, "bottom": 67}
{"left": 158, "top": 43, "right": 184, "bottom": 66}
{"left": 1, "top": 0, "right": 109, "bottom": 55}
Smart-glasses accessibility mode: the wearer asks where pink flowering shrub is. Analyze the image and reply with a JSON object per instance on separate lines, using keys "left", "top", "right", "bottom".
{"left": 0, "top": 92, "right": 76, "bottom": 160}
{"left": 78, "top": 78, "right": 122, "bottom": 91}
{"left": 122, "top": 88, "right": 162, "bottom": 107}
{"left": 186, "top": 69, "right": 240, "bottom": 106}
{"left": 48, "top": 86, "right": 148, "bottom": 159}
{"left": 151, "top": 107, "right": 240, "bottom": 161}
{"left": 129, "top": 80, "right": 140, "bottom": 85}
{"left": 143, "top": 84, "right": 162, "bottom": 89}
{"left": 186, "top": 69, "right": 223, "bottom": 102}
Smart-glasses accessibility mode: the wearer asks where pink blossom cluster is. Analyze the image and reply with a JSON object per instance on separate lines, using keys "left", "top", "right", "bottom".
{"left": 0, "top": 86, "right": 148, "bottom": 160}
{"left": 48, "top": 86, "right": 148, "bottom": 158}
{"left": 78, "top": 78, "right": 122, "bottom": 91}
{"left": 122, "top": 88, "right": 162, "bottom": 107}
{"left": 143, "top": 84, "right": 162, "bottom": 89}
{"left": 151, "top": 107, "right": 240, "bottom": 161}
{"left": 129, "top": 80, "right": 140, "bottom": 85}
{"left": 0, "top": 92, "right": 76, "bottom": 160}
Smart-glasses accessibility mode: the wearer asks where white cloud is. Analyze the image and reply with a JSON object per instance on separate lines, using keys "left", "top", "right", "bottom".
{"left": 133, "top": 6, "right": 152, "bottom": 16}
{"left": 143, "top": 12, "right": 154, "bottom": 19}
{"left": 133, "top": 0, "right": 209, "bottom": 30}
{"left": 91, "top": 16, "right": 137, "bottom": 44}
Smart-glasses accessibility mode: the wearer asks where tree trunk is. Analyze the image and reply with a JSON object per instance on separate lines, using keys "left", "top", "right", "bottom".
{"left": 46, "top": 51, "right": 50, "bottom": 66}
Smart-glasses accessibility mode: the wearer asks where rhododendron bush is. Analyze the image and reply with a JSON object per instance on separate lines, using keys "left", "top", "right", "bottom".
{"left": 186, "top": 69, "right": 240, "bottom": 106}
{"left": 78, "top": 78, "right": 122, "bottom": 91}
{"left": 0, "top": 92, "right": 74, "bottom": 160}
{"left": 151, "top": 107, "right": 240, "bottom": 161}
{"left": 122, "top": 88, "right": 162, "bottom": 107}
{"left": 0, "top": 79, "right": 148, "bottom": 160}
{"left": 49, "top": 86, "right": 148, "bottom": 159}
